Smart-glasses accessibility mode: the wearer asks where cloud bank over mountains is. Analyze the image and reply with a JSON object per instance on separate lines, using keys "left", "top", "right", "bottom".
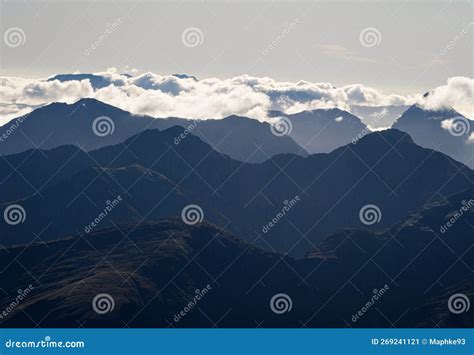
{"left": 417, "top": 76, "right": 474, "bottom": 118}
{"left": 1, "top": 69, "right": 472, "bottom": 126}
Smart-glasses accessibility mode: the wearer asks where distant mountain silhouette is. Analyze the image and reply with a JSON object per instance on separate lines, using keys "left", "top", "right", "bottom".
{"left": 151, "top": 115, "right": 307, "bottom": 162}
{"left": 1, "top": 127, "right": 472, "bottom": 257}
{"left": 48, "top": 73, "right": 128, "bottom": 89}
{"left": 393, "top": 104, "right": 474, "bottom": 168}
{"left": 0, "top": 98, "right": 160, "bottom": 155}
{"left": 172, "top": 73, "right": 198, "bottom": 81}
{"left": 269, "top": 108, "right": 368, "bottom": 154}
{"left": 349, "top": 105, "right": 410, "bottom": 128}
{"left": 0, "top": 99, "right": 306, "bottom": 163}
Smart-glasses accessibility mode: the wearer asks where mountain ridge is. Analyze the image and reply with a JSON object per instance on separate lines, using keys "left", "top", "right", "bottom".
{"left": 393, "top": 103, "right": 473, "bottom": 168}
{"left": 0, "top": 98, "right": 307, "bottom": 163}
{"left": 1, "top": 125, "right": 472, "bottom": 257}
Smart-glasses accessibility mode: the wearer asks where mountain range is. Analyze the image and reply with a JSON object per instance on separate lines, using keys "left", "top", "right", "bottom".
{"left": 0, "top": 92, "right": 472, "bottom": 329}
{"left": 1, "top": 182, "right": 472, "bottom": 327}
{"left": 349, "top": 104, "right": 411, "bottom": 129}
{"left": 1, "top": 124, "right": 472, "bottom": 258}
{"left": 268, "top": 108, "right": 369, "bottom": 154}
{"left": 3, "top": 97, "right": 472, "bottom": 168}
{"left": 0, "top": 99, "right": 305, "bottom": 163}
{"left": 393, "top": 104, "right": 474, "bottom": 168}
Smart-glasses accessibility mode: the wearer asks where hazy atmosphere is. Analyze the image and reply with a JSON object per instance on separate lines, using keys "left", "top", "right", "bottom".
{"left": 1, "top": 1, "right": 473, "bottom": 126}
{"left": 0, "top": 0, "right": 473, "bottom": 335}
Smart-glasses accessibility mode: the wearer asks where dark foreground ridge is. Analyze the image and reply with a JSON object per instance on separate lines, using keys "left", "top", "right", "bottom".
{"left": 0, "top": 186, "right": 472, "bottom": 329}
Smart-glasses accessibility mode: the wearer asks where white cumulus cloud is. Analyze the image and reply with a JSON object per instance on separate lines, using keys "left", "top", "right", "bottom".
{"left": 0, "top": 70, "right": 472, "bottom": 127}
{"left": 441, "top": 118, "right": 457, "bottom": 131}
{"left": 418, "top": 76, "right": 474, "bottom": 118}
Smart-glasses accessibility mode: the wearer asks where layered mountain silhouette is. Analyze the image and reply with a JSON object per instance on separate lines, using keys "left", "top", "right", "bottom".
{"left": 0, "top": 92, "right": 473, "bottom": 328}
{"left": 150, "top": 115, "right": 307, "bottom": 162}
{"left": 0, "top": 220, "right": 316, "bottom": 327}
{"left": 393, "top": 104, "right": 474, "bottom": 168}
{"left": 0, "top": 99, "right": 305, "bottom": 163}
{"left": 1, "top": 126, "right": 472, "bottom": 258}
{"left": 304, "top": 186, "right": 474, "bottom": 327}
{"left": 1, "top": 187, "right": 472, "bottom": 328}
{"left": 0, "top": 145, "right": 97, "bottom": 203}
{"left": 269, "top": 108, "right": 369, "bottom": 154}
{"left": 349, "top": 104, "right": 410, "bottom": 129}
{"left": 0, "top": 98, "right": 159, "bottom": 155}
{"left": 5, "top": 97, "right": 471, "bottom": 169}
